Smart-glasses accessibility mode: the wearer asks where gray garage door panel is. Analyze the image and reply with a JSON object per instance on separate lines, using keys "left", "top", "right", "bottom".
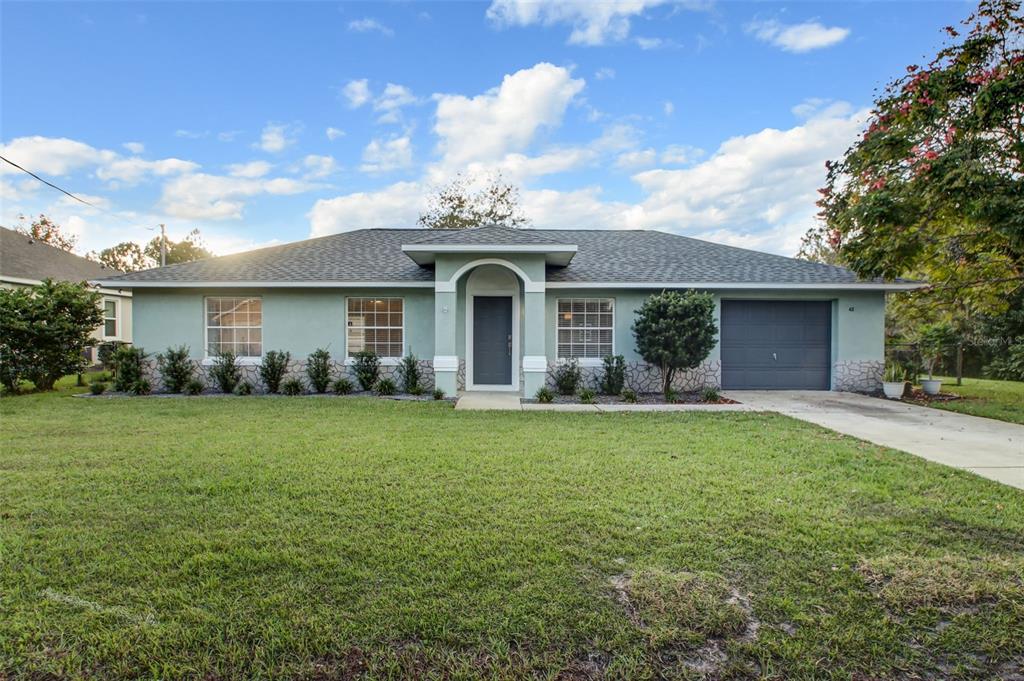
{"left": 721, "top": 300, "right": 831, "bottom": 390}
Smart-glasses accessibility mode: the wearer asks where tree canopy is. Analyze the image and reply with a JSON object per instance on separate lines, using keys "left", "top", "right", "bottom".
{"left": 92, "top": 229, "right": 213, "bottom": 272}
{"left": 418, "top": 173, "right": 530, "bottom": 230}
{"left": 817, "top": 0, "right": 1024, "bottom": 316}
{"left": 632, "top": 290, "right": 718, "bottom": 396}
{"left": 14, "top": 214, "right": 78, "bottom": 252}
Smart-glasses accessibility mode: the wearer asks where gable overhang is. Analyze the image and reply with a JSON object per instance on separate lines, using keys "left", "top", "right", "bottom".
{"left": 92, "top": 280, "right": 435, "bottom": 289}
{"left": 401, "top": 243, "right": 577, "bottom": 267}
{"left": 543, "top": 281, "right": 926, "bottom": 291}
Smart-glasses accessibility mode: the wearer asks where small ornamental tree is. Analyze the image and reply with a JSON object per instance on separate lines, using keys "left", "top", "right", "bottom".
{"left": 632, "top": 290, "right": 717, "bottom": 397}
{"left": 0, "top": 280, "right": 103, "bottom": 391}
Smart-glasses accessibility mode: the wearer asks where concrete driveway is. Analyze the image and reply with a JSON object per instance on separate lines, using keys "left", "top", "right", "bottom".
{"left": 724, "top": 390, "right": 1024, "bottom": 490}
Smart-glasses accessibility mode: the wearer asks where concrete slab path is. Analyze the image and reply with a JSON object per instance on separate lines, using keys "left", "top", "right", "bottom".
{"left": 725, "top": 390, "right": 1024, "bottom": 490}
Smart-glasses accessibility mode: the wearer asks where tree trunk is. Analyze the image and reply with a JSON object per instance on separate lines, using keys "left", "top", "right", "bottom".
{"left": 956, "top": 344, "right": 963, "bottom": 386}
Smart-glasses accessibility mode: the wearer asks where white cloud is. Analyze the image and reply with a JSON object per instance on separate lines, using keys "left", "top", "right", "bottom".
{"left": 595, "top": 67, "right": 616, "bottom": 80}
{"left": 309, "top": 181, "right": 424, "bottom": 236}
{"left": 522, "top": 186, "right": 633, "bottom": 229}
{"left": 122, "top": 141, "right": 145, "bottom": 154}
{"left": 432, "top": 62, "right": 585, "bottom": 168}
{"left": 218, "top": 130, "right": 243, "bottom": 142}
{"left": 0, "top": 136, "right": 114, "bottom": 176}
{"left": 347, "top": 17, "right": 394, "bottom": 37}
{"left": 660, "top": 144, "right": 702, "bottom": 165}
{"left": 226, "top": 160, "right": 273, "bottom": 178}
{"left": 663, "top": 101, "right": 675, "bottom": 116}
{"left": 302, "top": 154, "right": 338, "bottom": 178}
{"left": 256, "top": 123, "right": 297, "bottom": 153}
{"left": 343, "top": 79, "right": 372, "bottom": 108}
{"left": 175, "top": 129, "right": 208, "bottom": 139}
{"left": 746, "top": 19, "right": 850, "bottom": 53}
{"left": 486, "top": 0, "right": 675, "bottom": 46}
{"left": 374, "top": 83, "right": 418, "bottom": 123}
{"left": 160, "top": 172, "right": 313, "bottom": 220}
{"left": 97, "top": 157, "right": 199, "bottom": 185}
{"left": 615, "top": 148, "right": 658, "bottom": 169}
{"left": 326, "top": 127, "right": 345, "bottom": 141}
{"left": 360, "top": 137, "right": 413, "bottom": 173}
{"left": 635, "top": 36, "right": 680, "bottom": 50}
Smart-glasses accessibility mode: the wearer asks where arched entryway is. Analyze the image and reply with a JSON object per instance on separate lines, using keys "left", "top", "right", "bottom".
{"left": 464, "top": 265, "right": 521, "bottom": 391}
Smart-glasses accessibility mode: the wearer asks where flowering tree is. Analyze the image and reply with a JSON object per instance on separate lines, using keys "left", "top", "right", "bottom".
{"left": 817, "top": 0, "right": 1024, "bottom": 315}
{"left": 14, "top": 214, "right": 78, "bottom": 252}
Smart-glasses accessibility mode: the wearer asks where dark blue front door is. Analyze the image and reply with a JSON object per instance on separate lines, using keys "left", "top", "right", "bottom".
{"left": 473, "top": 296, "right": 513, "bottom": 385}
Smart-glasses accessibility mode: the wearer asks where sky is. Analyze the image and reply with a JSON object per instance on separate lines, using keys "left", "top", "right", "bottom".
{"left": 1, "top": 0, "right": 971, "bottom": 259}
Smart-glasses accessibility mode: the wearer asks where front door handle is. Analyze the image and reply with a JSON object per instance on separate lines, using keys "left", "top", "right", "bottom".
{"left": 772, "top": 352, "right": 778, "bottom": 361}
{"left": 508, "top": 334, "right": 513, "bottom": 356}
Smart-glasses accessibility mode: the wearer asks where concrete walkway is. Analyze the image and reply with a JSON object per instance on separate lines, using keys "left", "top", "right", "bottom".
{"left": 455, "top": 392, "right": 753, "bottom": 413}
{"left": 725, "top": 390, "right": 1024, "bottom": 490}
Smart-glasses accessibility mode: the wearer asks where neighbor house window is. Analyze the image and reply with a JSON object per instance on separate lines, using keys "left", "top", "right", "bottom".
{"left": 205, "top": 297, "right": 262, "bottom": 358}
{"left": 103, "top": 300, "right": 117, "bottom": 338}
{"left": 557, "top": 298, "right": 614, "bottom": 359}
{"left": 347, "top": 298, "right": 403, "bottom": 357}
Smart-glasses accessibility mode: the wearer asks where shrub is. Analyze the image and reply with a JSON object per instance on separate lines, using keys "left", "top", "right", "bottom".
{"left": 89, "top": 380, "right": 107, "bottom": 395}
{"left": 409, "top": 384, "right": 425, "bottom": 396}
{"left": 259, "top": 350, "right": 290, "bottom": 393}
{"left": 397, "top": 353, "right": 422, "bottom": 393}
{"left": 332, "top": 377, "right": 354, "bottom": 395}
{"left": 375, "top": 377, "right": 396, "bottom": 396}
{"left": 96, "top": 341, "right": 124, "bottom": 372}
{"left": 621, "top": 388, "right": 638, "bottom": 403}
{"left": 233, "top": 381, "right": 254, "bottom": 396}
{"left": 664, "top": 388, "right": 680, "bottom": 404}
{"left": 306, "top": 348, "right": 332, "bottom": 393}
{"left": 535, "top": 386, "right": 555, "bottom": 403}
{"left": 579, "top": 387, "right": 596, "bottom": 404}
{"left": 112, "top": 346, "right": 147, "bottom": 392}
{"left": 281, "top": 377, "right": 304, "bottom": 396}
{"left": 184, "top": 378, "right": 205, "bottom": 395}
{"left": 633, "top": 290, "right": 717, "bottom": 398}
{"left": 209, "top": 352, "right": 241, "bottom": 394}
{"left": 552, "top": 358, "right": 582, "bottom": 396}
{"left": 600, "top": 354, "right": 626, "bottom": 395}
{"left": 352, "top": 350, "right": 380, "bottom": 390}
{"left": 984, "top": 343, "right": 1024, "bottom": 381}
{"left": 432, "top": 387, "right": 446, "bottom": 400}
{"left": 700, "top": 385, "right": 721, "bottom": 403}
{"left": 131, "top": 378, "right": 151, "bottom": 396}
{"left": 0, "top": 280, "right": 104, "bottom": 392}
{"left": 156, "top": 345, "right": 194, "bottom": 393}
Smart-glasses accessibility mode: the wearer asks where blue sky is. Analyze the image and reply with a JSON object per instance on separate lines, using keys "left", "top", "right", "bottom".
{"left": 1, "top": 1, "right": 969, "bottom": 258}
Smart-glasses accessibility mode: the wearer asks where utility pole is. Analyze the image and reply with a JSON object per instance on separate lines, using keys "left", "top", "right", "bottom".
{"left": 159, "top": 223, "right": 167, "bottom": 267}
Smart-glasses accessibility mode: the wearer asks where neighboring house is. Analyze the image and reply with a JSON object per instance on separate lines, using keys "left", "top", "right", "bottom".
{"left": 1, "top": 226, "right": 133, "bottom": 362}
{"left": 97, "top": 225, "right": 919, "bottom": 394}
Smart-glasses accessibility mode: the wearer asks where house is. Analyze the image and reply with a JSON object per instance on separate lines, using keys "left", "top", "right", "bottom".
{"left": 1, "top": 226, "right": 132, "bottom": 362}
{"left": 96, "top": 225, "right": 919, "bottom": 394}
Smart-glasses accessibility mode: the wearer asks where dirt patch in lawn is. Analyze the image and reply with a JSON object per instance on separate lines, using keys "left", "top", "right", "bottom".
{"left": 609, "top": 568, "right": 760, "bottom": 677}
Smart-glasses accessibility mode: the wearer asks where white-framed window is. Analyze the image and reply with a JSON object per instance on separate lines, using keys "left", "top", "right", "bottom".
{"left": 557, "top": 298, "right": 614, "bottom": 359}
{"left": 347, "top": 297, "right": 404, "bottom": 358}
{"left": 103, "top": 299, "right": 117, "bottom": 338}
{"left": 205, "top": 297, "right": 262, "bottom": 358}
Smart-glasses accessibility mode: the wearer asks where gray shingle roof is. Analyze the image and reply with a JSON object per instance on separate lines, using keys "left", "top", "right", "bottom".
{"left": 101, "top": 227, "right": 893, "bottom": 286}
{"left": 407, "top": 224, "right": 569, "bottom": 246}
{"left": 0, "top": 226, "right": 121, "bottom": 282}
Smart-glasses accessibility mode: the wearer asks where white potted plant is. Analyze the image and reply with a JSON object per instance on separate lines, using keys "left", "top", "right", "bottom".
{"left": 882, "top": 363, "right": 906, "bottom": 400}
{"left": 916, "top": 323, "right": 956, "bottom": 396}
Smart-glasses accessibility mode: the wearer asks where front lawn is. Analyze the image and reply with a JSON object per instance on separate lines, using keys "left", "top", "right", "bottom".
{"left": 922, "top": 376, "right": 1024, "bottom": 425}
{"left": 1, "top": 389, "right": 1022, "bottom": 680}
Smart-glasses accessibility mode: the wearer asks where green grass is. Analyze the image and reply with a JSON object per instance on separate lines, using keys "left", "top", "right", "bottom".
{"left": 2, "top": 384, "right": 1023, "bottom": 680}
{"left": 924, "top": 376, "right": 1024, "bottom": 425}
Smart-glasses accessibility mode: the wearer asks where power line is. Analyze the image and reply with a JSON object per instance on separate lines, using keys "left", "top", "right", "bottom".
{"left": 0, "top": 154, "right": 99, "bottom": 208}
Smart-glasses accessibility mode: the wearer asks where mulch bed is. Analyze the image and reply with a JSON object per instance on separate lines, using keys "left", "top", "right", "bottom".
{"left": 76, "top": 390, "right": 454, "bottom": 402}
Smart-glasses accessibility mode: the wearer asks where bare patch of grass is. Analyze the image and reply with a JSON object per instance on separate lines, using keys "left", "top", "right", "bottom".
{"left": 858, "top": 554, "right": 1024, "bottom": 611}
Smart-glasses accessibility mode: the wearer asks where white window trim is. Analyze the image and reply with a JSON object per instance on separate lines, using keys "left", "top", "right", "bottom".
{"left": 203, "top": 296, "right": 264, "bottom": 361}
{"left": 555, "top": 297, "right": 615, "bottom": 366}
{"left": 102, "top": 297, "right": 119, "bottom": 339}
{"left": 343, "top": 296, "right": 406, "bottom": 362}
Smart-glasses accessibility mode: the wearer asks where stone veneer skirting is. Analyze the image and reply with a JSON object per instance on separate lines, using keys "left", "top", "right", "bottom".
{"left": 544, "top": 360, "right": 722, "bottom": 393}
{"left": 831, "top": 360, "right": 884, "bottom": 393}
{"left": 141, "top": 359, "right": 436, "bottom": 394}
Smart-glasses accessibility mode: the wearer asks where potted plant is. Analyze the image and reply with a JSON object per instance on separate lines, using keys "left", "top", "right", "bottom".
{"left": 882, "top": 363, "right": 905, "bottom": 400}
{"left": 916, "top": 323, "right": 956, "bottom": 396}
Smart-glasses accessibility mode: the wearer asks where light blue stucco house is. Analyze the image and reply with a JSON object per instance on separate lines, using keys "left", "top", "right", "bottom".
{"left": 97, "top": 225, "right": 919, "bottom": 395}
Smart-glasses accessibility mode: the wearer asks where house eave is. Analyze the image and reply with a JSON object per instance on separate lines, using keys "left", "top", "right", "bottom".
{"left": 400, "top": 243, "right": 577, "bottom": 266}
{"left": 92, "top": 280, "right": 436, "bottom": 289}
{"left": 544, "top": 281, "right": 926, "bottom": 291}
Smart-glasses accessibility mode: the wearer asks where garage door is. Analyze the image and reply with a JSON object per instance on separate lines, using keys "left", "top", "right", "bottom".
{"left": 720, "top": 300, "right": 831, "bottom": 390}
